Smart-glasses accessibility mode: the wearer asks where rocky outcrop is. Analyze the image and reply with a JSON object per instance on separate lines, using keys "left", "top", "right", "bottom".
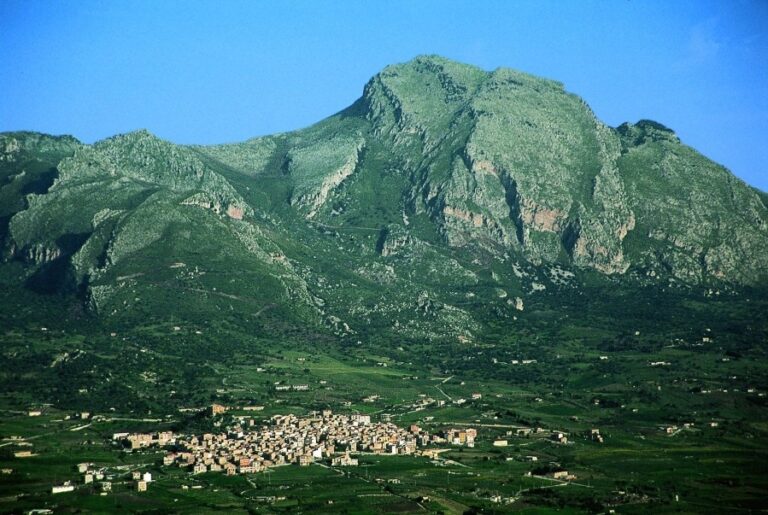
{"left": 443, "top": 205, "right": 490, "bottom": 228}
{"left": 377, "top": 227, "right": 413, "bottom": 257}
{"left": 300, "top": 144, "right": 362, "bottom": 218}
{"left": 17, "top": 243, "right": 62, "bottom": 264}
{"left": 0, "top": 136, "right": 21, "bottom": 161}
{"left": 181, "top": 192, "right": 248, "bottom": 220}
{"left": 287, "top": 133, "right": 365, "bottom": 218}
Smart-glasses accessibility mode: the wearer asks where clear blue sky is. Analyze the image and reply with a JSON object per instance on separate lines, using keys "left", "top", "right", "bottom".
{"left": 1, "top": 0, "right": 766, "bottom": 190}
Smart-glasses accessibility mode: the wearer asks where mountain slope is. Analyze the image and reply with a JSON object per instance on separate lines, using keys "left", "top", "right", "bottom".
{"left": 1, "top": 55, "right": 767, "bottom": 343}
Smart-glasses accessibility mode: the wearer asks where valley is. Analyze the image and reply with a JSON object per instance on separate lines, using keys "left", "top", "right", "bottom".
{"left": 0, "top": 281, "right": 766, "bottom": 512}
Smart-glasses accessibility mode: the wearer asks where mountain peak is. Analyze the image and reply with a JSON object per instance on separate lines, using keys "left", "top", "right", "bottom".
{"left": 361, "top": 56, "right": 488, "bottom": 135}
{"left": 381, "top": 54, "right": 484, "bottom": 74}
{"left": 95, "top": 128, "right": 161, "bottom": 147}
{"left": 617, "top": 120, "right": 679, "bottom": 147}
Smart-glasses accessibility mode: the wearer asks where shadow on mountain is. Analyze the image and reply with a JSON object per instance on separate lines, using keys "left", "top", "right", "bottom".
{"left": 25, "top": 232, "right": 90, "bottom": 294}
{"left": 0, "top": 215, "right": 10, "bottom": 250}
{"left": 21, "top": 167, "right": 58, "bottom": 196}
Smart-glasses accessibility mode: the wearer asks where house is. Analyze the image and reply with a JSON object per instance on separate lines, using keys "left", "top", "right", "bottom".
{"left": 551, "top": 432, "right": 568, "bottom": 444}
{"left": 238, "top": 462, "right": 258, "bottom": 474}
{"left": 193, "top": 463, "right": 207, "bottom": 474}
{"left": 442, "top": 428, "right": 477, "bottom": 447}
{"left": 351, "top": 414, "right": 371, "bottom": 425}
{"left": 156, "top": 431, "right": 174, "bottom": 446}
{"left": 331, "top": 452, "right": 358, "bottom": 466}
{"left": 466, "top": 428, "right": 477, "bottom": 447}
{"left": 552, "top": 470, "right": 569, "bottom": 480}
{"left": 136, "top": 480, "right": 147, "bottom": 492}
{"left": 493, "top": 440, "right": 508, "bottom": 447}
{"left": 142, "top": 472, "right": 152, "bottom": 482}
{"left": 52, "top": 484, "right": 75, "bottom": 494}
{"left": 127, "top": 433, "right": 153, "bottom": 450}
{"left": 209, "top": 404, "right": 226, "bottom": 416}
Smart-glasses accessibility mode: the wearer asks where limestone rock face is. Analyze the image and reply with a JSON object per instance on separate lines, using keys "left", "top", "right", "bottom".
{"left": 317, "top": 56, "right": 765, "bottom": 283}
{"left": 288, "top": 138, "right": 364, "bottom": 218}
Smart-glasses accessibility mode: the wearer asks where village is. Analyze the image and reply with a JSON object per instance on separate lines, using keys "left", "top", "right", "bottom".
{"left": 106, "top": 409, "right": 480, "bottom": 492}
{"left": 15, "top": 401, "right": 612, "bottom": 503}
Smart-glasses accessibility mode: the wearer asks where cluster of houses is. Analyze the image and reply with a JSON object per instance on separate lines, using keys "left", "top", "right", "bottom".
{"left": 551, "top": 470, "right": 577, "bottom": 481}
{"left": 440, "top": 428, "right": 477, "bottom": 447}
{"left": 405, "top": 396, "right": 446, "bottom": 411}
{"left": 119, "top": 411, "right": 478, "bottom": 477}
{"left": 551, "top": 432, "right": 568, "bottom": 444}
{"left": 52, "top": 462, "right": 149, "bottom": 495}
{"left": 113, "top": 430, "right": 174, "bottom": 450}
{"left": 131, "top": 470, "right": 153, "bottom": 492}
{"left": 587, "top": 428, "right": 604, "bottom": 443}
{"left": 274, "top": 384, "right": 309, "bottom": 392}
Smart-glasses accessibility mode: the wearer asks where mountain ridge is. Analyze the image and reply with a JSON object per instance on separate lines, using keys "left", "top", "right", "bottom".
{"left": 1, "top": 55, "right": 767, "bottom": 342}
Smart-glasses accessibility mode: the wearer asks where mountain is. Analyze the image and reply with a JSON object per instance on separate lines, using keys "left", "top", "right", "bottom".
{"left": 4, "top": 55, "right": 768, "bottom": 514}
{"left": 1, "top": 55, "right": 767, "bottom": 343}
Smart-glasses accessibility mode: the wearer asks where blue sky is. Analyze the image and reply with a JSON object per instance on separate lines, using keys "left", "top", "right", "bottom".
{"left": 1, "top": 0, "right": 767, "bottom": 190}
